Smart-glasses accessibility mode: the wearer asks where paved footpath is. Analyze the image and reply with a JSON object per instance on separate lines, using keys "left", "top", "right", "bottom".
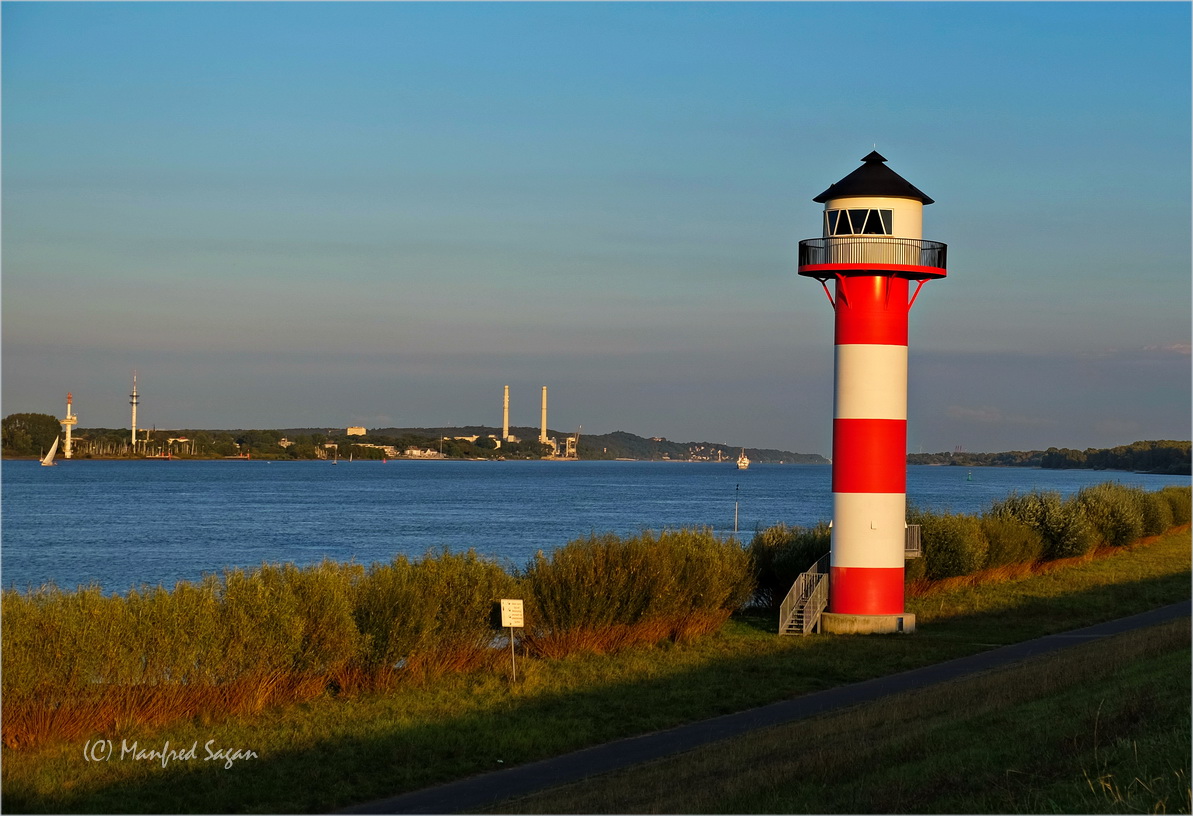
{"left": 339, "top": 601, "right": 1191, "bottom": 815}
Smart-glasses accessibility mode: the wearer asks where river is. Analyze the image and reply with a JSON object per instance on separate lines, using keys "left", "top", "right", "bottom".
{"left": 2, "top": 459, "right": 1187, "bottom": 593}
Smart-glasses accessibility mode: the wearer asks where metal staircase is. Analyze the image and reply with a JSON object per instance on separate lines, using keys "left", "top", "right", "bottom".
{"left": 779, "top": 553, "right": 830, "bottom": 635}
{"left": 777, "top": 526, "right": 922, "bottom": 635}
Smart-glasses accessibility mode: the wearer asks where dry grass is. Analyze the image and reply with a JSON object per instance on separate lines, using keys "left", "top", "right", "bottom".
{"left": 2, "top": 530, "right": 752, "bottom": 750}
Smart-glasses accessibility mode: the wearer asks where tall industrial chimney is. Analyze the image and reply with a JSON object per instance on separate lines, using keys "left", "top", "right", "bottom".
{"left": 129, "top": 371, "right": 139, "bottom": 449}
{"left": 502, "top": 385, "right": 510, "bottom": 442}
{"left": 796, "top": 151, "right": 947, "bottom": 635}
{"left": 540, "top": 386, "right": 548, "bottom": 444}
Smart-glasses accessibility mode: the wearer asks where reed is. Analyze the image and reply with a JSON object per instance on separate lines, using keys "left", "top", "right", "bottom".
{"left": 0, "top": 574, "right": 335, "bottom": 749}
{"left": 353, "top": 549, "right": 517, "bottom": 681}
{"left": 2, "top": 534, "right": 753, "bottom": 748}
{"left": 519, "top": 529, "right": 753, "bottom": 657}
{"left": 0, "top": 551, "right": 515, "bottom": 747}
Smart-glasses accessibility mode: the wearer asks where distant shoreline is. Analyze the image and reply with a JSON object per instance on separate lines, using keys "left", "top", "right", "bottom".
{"left": 2, "top": 456, "right": 827, "bottom": 465}
{"left": 5, "top": 457, "right": 1188, "bottom": 476}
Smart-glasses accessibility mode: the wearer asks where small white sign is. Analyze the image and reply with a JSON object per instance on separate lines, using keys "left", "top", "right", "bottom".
{"left": 499, "top": 598, "right": 524, "bottom": 628}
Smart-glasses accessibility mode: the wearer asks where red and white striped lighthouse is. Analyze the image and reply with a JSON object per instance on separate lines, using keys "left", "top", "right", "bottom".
{"left": 798, "top": 152, "right": 947, "bottom": 634}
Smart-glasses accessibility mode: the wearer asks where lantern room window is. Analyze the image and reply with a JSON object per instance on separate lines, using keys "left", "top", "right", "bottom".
{"left": 825, "top": 209, "right": 893, "bottom": 236}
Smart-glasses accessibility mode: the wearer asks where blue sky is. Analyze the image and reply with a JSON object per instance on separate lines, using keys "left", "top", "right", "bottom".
{"left": 3, "top": 1, "right": 1189, "bottom": 456}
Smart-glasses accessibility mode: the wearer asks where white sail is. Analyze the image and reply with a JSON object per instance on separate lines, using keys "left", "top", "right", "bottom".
{"left": 41, "top": 436, "right": 60, "bottom": 466}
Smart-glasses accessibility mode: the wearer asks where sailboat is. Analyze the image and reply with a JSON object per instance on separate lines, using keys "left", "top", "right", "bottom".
{"left": 736, "top": 449, "right": 750, "bottom": 470}
{"left": 41, "top": 436, "right": 60, "bottom": 467}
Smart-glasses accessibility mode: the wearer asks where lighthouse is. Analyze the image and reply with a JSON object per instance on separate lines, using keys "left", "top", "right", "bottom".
{"left": 60, "top": 392, "right": 78, "bottom": 459}
{"left": 797, "top": 152, "right": 947, "bottom": 634}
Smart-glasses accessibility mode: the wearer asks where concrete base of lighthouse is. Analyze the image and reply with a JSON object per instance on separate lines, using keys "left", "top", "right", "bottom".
{"left": 821, "top": 612, "right": 916, "bottom": 635}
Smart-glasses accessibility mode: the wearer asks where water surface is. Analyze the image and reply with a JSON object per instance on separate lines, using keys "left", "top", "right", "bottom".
{"left": 2, "top": 459, "right": 1186, "bottom": 592}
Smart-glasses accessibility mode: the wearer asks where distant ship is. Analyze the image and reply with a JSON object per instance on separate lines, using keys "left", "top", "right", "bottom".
{"left": 736, "top": 449, "right": 750, "bottom": 470}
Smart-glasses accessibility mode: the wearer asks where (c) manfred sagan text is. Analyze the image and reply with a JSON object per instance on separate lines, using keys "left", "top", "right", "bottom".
{"left": 84, "top": 739, "right": 258, "bottom": 769}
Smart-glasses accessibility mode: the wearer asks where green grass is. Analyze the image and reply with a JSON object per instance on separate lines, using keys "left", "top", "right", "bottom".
{"left": 494, "top": 618, "right": 1191, "bottom": 814}
{"left": 2, "top": 528, "right": 1188, "bottom": 814}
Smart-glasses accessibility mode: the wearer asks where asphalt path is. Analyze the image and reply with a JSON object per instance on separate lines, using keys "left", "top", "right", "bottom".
{"left": 339, "top": 601, "right": 1191, "bottom": 815}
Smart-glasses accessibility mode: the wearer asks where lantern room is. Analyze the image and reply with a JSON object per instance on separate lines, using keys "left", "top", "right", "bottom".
{"left": 797, "top": 151, "right": 947, "bottom": 282}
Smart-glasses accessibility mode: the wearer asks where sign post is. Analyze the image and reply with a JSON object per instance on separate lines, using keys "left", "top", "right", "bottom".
{"left": 496, "top": 599, "right": 524, "bottom": 683}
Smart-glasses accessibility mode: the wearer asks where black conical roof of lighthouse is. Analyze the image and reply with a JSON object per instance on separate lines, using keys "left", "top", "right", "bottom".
{"left": 813, "top": 151, "right": 934, "bottom": 205}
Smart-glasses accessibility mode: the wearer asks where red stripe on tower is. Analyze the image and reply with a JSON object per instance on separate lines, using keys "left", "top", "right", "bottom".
{"left": 832, "top": 418, "right": 906, "bottom": 494}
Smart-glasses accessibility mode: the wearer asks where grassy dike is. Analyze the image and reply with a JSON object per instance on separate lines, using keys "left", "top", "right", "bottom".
{"left": 493, "top": 618, "right": 1191, "bottom": 814}
{"left": 2, "top": 527, "right": 1189, "bottom": 814}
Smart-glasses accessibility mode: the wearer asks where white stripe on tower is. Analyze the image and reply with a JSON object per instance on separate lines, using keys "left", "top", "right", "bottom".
{"left": 832, "top": 342, "right": 907, "bottom": 574}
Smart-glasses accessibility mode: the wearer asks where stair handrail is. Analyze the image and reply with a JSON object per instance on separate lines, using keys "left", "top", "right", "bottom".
{"left": 779, "top": 552, "right": 830, "bottom": 635}
{"left": 905, "top": 524, "right": 923, "bottom": 558}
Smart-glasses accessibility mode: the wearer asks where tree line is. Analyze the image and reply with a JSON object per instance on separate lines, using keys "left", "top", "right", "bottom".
{"left": 907, "top": 440, "right": 1190, "bottom": 474}
{"left": 0, "top": 415, "right": 820, "bottom": 463}
{"left": 0, "top": 415, "right": 552, "bottom": 461}
{"left": 5, "top": 412, "right": 1187, "bottom": 472}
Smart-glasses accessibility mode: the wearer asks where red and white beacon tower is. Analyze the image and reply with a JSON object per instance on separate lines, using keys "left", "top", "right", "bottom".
{"left": 797, "top": 152, "right": 947, "bottom": 634}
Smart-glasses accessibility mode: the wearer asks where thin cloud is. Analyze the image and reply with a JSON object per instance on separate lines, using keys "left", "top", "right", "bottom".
{"left": 1142, "top": 343, "right": 1191, "bottom": 356}
{"left": 944, "top": 405, "right": 1057, "bottom": 428}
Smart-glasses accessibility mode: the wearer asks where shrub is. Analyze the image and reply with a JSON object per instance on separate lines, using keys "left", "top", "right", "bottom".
{"left": 521, "top": 532, "right": 675, "bottom": 655}
{"left": 990, "top": 490, "right": 1096, "bottom": 561}
{"left": 354, "top": 549, "right": 516, "bottom": 679}
{"left": 1157, "top": 485, "right": 1191, "bottom": 526}
{"left": 1076, "top": 483, "right": 1145, "bottom": 548}
{"left": 746, "top": 522, "right": 830, "bottom": 611}
{"left": 909, "top": 507, "right": 987, "bottom": 580}
{"left": 1136, "top": 490, "right": 1175, "bottom": 537}
{"left": 353, "top": 555, "right": 422, "bottom": 675}
{"left": 214, "top": 565, "right": 308, "bottom": 681}
{"left": 660, "top": 528, "right": 755, "bottom": 641}
{"left": 521, "top": 529, "right": 752, "bottom": 657}
{"left": 1042, "top": 497, "right": 1097, "bottom": 559}
{"left": 0, "top": 584, "right": 129, "bottom": 699}
{"left": 903, "top": 552, "right": 927, "bottom": 583}
{"left": 122, "top": 578, "right": 221, "bottom": 685}
{"left": 278, "top": 561, "right": 364, "bottom": 678}
{"left": 409, "top": 549, "right": 518, "bottom": 675}
{"left": 989, "top": 490, "right": 1051, "bottom": 531}
{"left": 979, "top": 515, "right": 1045, "bottom": 568}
